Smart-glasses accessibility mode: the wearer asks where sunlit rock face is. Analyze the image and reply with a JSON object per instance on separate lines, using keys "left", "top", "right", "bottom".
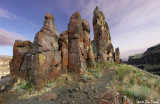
{"left": 92, "top": 6, "right": 114, "bottom": 63}
{"left": 10, "top": 7, "right": 121, "bottom": 89}
{"left": 10, "top": 13, "right": 61, "bottom": 89}
{"left": 68, "top": 12, "right": 95, "bottom": 73}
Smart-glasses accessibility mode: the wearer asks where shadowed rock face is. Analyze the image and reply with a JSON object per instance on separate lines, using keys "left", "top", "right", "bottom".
{"left": 59, "top": 31, "right": 68, "bottom": 73}
{"left": 10, "top": 7, "right": 121, "bottom": 89}
{"left": 92, "top": 6, "right": 114, "bottom": 63}
{"left": 114, "top": 47, "right": 121, "bottom": 64}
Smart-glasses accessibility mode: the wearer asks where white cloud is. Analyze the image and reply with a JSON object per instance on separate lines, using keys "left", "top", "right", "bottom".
{"left": 0, "top": 28, "right": 27, "bottom": 46}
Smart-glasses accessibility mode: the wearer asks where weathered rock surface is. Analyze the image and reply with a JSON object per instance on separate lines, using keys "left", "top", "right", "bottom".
{"left": 68, "top": 12, "right": 94, "bottom": 73}
{"left": 128, "top": 43, "right": 160, "bottom": 75}
{"left": 59, "top": 31, "right": 68, "bottom": 73}
{"left": 0, "top": 78, "right": 15, "bottom": 93}
{"left": 9, "top": 7, "right": 121, "bottom": 89}
{"left": 99, "top": 92, "right": 132, "bottom": 104}
{"left": 9, "top": 40, "right": 32, "bottom": 78}
{"left": 10, "top": 13, "right": 61, "bottom": 89}
{"left": 114, "top": 48, "right": 121, "bottom": 64}
{"left": 92, "top": 6, "right": 114, "bottom": 63}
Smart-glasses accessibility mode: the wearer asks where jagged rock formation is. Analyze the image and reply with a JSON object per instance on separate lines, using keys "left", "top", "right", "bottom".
{"left": 59, "top": 31, "right": 68, "bottom": 73}
{"left": 92, "top": 7, "right": 115, "bottom": 63}
{"left": 10, "top": 13, "right": 62, "bottom": 88}
{"left": 114, "top": 47, "right": 121, "bottom": 64}
{"left": 9, "top": 40, "right": 32, "bottom": 78}
{"left": 128, "top": 43, "right": 160, "bottom": 75}
{"left": 10, "top": 7, "right": 121, "bottom": 89}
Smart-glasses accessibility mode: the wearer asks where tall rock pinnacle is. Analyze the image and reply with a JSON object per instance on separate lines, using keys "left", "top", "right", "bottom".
{"left": 92, "top": 6, "right": 114, "bottom": 63}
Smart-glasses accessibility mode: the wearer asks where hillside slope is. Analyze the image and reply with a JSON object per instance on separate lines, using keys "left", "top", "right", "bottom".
{"left": 128, "top": 43, "right": 160, "bottom": 75}
{"left": 1, "top": 63, "right": 160, "bottom": 104}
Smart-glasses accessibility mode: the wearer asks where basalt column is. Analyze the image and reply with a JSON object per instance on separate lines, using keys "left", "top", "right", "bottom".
{"left": 92, "top": 7, "right": 114, "bottom": 63}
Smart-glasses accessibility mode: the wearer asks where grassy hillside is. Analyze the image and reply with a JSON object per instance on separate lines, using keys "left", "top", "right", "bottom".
{"left": 107, "top": 63, "right": 160, "bottom": 103}
{"left": 13, "top": 61, "right": 160, "bottom": 103}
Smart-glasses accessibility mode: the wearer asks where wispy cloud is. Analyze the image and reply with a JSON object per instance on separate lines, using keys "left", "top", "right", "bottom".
{"left": 0, "top": 7, "right": 17, "bottom": 19}
{"left": 0, "top": 28, "right": 27, "bottom": 46}
{"left": 0, "top": 7, "right": 39, "bottom": 28}
{"left": 68, "top": 0, "right": 160, "bottom": 60}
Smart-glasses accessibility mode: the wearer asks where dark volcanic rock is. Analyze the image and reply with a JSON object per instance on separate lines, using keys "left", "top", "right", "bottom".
{"left": 68, "top": 12, "right": 94, "bottom": 73}
{"left": 59, "top": 31, "right": 68, "bottom": 73}
{"left": 92, "top": 6, "right": 114, "bottom": 63}
{"left": 10, "top": 13, "right": 61, "bottom": 89}
{"left": 128, "top": 43, "right": 160, "bottom": 75}
{"left": 114, "top": 47, "right": 121, "bottom": 64}
{"left": 9, "top": 40, "right": 32, "bottom": 78}
{"left": 9, "top": 7, "right": 121, "bottom": 90}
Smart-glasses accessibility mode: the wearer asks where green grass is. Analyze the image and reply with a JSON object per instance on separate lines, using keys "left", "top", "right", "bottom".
{"left": 14, "top": 80, "right": 36, "bottom": 94}
{"left": 87, "top": 61, "right": 103, "bottom": 78}
{"left": 107, "top": 63, "right": 160, "bottom": 102}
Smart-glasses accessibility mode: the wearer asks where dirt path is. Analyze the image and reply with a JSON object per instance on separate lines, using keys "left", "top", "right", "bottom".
{"left": 3, "top": 68, "right": 116, "bottom": 104}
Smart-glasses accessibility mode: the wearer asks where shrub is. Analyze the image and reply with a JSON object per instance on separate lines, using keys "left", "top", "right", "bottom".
{"left": 124, "top": 86, "right": 150, "bottom": 101}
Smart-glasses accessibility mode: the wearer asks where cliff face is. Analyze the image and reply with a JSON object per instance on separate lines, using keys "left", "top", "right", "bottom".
{"left": 9, "top": 7, "right": 121, "bottom": 89}
{"left": 128, "top": 43, "right": 160, "bottom": 75}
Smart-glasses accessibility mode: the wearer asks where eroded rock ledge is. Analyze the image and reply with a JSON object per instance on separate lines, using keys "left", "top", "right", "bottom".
{"left": 10, "top": 7, "right": 121, "bottom": 89}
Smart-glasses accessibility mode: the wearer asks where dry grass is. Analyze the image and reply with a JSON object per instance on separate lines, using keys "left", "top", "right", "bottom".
{"left": 0, "top": 56, "right": 12, "bottom": 78}
{"left": 107, "top": 63, "right": 160, "bottom": 103}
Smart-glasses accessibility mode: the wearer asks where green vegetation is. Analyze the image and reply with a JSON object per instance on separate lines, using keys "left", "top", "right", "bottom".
{"left": 14, "top": 79, "right": 36, "bottom": 94}
{"left": 107, "top": 63, "right": 160, "bottom": 102}
{"left": 87, "top": 61, "right": 103, "bottom": 78}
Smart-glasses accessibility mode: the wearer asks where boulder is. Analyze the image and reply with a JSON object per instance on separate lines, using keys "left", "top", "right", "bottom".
{"left": 0, "top": 78, "right": 15, "bottom": 93}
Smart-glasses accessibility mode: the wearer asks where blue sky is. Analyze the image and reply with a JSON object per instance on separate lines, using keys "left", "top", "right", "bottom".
{"left": 0, "top": 0, "right": 160, "bottom": 60}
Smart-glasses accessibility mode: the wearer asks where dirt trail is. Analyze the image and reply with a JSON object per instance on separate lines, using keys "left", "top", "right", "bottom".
{"left": 2, "top": 68, "right": 116, "bottom": 104}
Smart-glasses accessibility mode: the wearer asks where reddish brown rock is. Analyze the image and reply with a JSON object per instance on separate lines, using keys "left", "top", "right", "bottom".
{"left": 100, "top": 92, "right": 132, "bottom": 104}
{"left": 68, "top": 12, "right": 87, "bottom": 73}
{"left": 93, "top": 6, "right": 114, "bottom": 63}
{"left": 102, "top": 92, "right": 114, "bottom": 101}
{"left": 10, "top": 13, "right": 61, "bottom": 89}
{"left": 9, "top": 40, "right": 32, "bottom": 78}
{"left": 99, "top": 99, "right": 112, "bottom": 104}
{"left": 59, "top": 31, "right": 68, "bottom": 73}
{"left": 82, "top": 19, "right": 95, "bottom": 67}
{"left": 28, "top": 13, "right": 61, "bottom": 88}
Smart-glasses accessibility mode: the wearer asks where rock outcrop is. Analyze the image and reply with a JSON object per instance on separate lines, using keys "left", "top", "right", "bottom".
{"left": 114, "top": 47, "right": 121, "bottom": 64}
{"left": 92, "top": 7, "right": 114, "bottom": 63}
{"left": 128, "top": 43, "right": 160, "bottom": 75}
{"left": 10, "top": 7, "right": 121, "bottom": 89}
{"left": 9, "top": 40, "right": 33, "bottom": 78}
{"left": 10, "top": 13, "right": 62, "bottom": 88}
{"left": 59, "top": 31, "right": 68, "bottom": 73}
